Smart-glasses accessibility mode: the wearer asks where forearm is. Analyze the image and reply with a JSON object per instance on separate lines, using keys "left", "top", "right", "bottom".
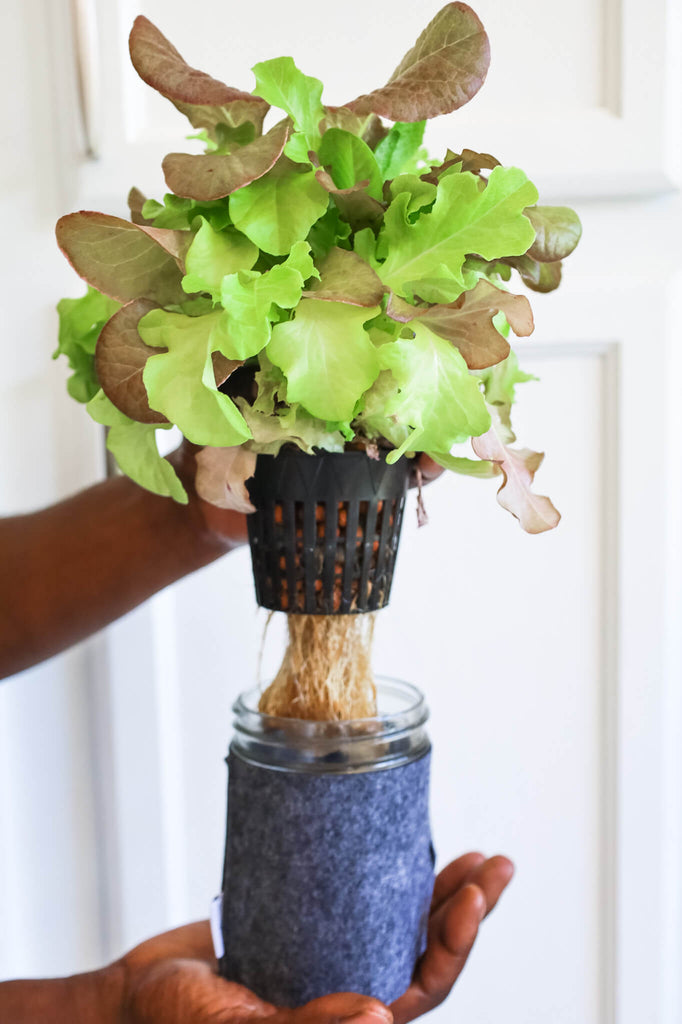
{"left": 0, "top": 966, "right": 124, "bottom": 1023}
{"left": 0, "top": 473, "right": 246, "bottom": 680}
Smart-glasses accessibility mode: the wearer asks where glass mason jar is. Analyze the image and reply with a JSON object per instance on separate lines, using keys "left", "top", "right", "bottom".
{"left": 218, "top": 679, "right": 435, "bottom": 1007}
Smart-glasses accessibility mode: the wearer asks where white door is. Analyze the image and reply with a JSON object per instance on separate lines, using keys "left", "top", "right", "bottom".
{"left": 1, "top": 2, "right": 681, "bottom": 1022}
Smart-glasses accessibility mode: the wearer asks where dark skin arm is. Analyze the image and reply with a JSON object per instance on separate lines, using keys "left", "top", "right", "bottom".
{"left": 0, "top": 854, "right": 513, "bottom": 1023}
{"left": 0, "top": 448, "right": 441, "bottom": 681}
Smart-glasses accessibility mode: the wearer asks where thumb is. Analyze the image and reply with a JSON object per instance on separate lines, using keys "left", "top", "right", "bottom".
{"left": 284, "top": 991, "right": 393, "bottom": 1024}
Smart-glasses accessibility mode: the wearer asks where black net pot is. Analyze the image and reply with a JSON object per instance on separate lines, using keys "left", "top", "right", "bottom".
{"left": 246, "top": 449, "right": 410, "bottom": 615}
{"left": 218, "top": 679, "right": 435, "bottom": 1007}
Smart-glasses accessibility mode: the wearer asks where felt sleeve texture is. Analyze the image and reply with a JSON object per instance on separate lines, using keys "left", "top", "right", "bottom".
{"left": 220, "top": 749, "right": 434, "bottom": 1006}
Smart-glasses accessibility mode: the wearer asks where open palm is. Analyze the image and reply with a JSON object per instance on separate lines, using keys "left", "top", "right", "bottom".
{"left": 119, "top": 853, "right": 513, "bottom": 1024}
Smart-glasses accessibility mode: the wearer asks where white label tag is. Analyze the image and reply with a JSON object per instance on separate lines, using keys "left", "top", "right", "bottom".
{"left": 210, "top": 894, "right": 225, "bottom": 960}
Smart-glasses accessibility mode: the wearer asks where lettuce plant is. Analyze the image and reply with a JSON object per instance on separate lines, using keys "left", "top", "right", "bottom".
{"left": 55, "top": 3, "right": 581, "bottom": 533}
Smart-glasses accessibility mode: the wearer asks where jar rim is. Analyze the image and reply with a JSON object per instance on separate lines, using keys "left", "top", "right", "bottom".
{"left": 233, "top": 677, "right": 427, "bottom": 738}
{"left": 231, "top": 678, "right": 430, "bottom": 773}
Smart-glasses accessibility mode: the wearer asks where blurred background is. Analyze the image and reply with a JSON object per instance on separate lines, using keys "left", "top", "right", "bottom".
{"left": 1, "top": 1, "right": 681, "bottom": 1021}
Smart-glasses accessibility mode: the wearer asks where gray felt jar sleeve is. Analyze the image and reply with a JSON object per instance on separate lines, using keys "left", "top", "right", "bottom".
{"left": 219, "top": 749, "right": 435, "bottom": 1007}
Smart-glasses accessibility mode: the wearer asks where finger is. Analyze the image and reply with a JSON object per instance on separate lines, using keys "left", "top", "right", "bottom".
{"left": 125, "top": 921, "right": 215, "bottom": 968}
{"left": 280, "top": 992, "right": 393, "bottom": 1024}
{"left": 391, "top": 883, "right": 485, "bottom": 1023}
{"left": 407, "top": 454, "right": 445, "bottom": 489}
{"left": 416, "top": 454, "right": 444, "bottom": 484}
{"left": 126, "top": 957, "right": 274, "bottom": 1023}
{"left": 431, "top": 852, "right": 486, "bottom": 911}
{"left": 466, "top": 855, "right": 515, "bottom": 917}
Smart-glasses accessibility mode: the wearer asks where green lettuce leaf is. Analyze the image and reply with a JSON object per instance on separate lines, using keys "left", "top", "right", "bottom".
{"left": 317, "top": 128, "right": 383, "bottom": 200}
{"left": 304, "top": 247, "right": 385, "bottom": 306}
{"left": 477, "top": 349, "right": 536, "bottom": 440}
{"left": 182, "top": 219, "right": 258, "bottom": 297}
{"left": 425, "top": 450, "right": 499, "bottom": 478}
{"left": 86, "top": 389, "right": 187, "bottom": 503}
{"left": 139, "top": 309, "right": 251, "bottom": 446}
{"left": 267, "top": 298, "right": 381, "bottom": 421}
{"left": 307, "top": 205, "right": 352, "bottom": 261}
{"left": 374, "top": 121, "right": 426, "bottom": 179}
{"left": 376, "top": 321, "right": 491, "bottom": 460}
{"left": 379, "top": 167, "right": 538, "bottom": 302}
{"left": 237, "top": 398, "right": 346, "bottom": 456}
{"left": 230, "top": 159, "right": 329, "bottom": 255}
{"left": 189, "top": 121, "right": 256, "bottom": 154}
{"left": 387, "top": 174, "right": 437, "bottom": 218}
{"left": 141, "top": 193, "right": 231, "bottom": 231}
{"left": 354, "top": 370, "right": 411, "bottom": 450}
{"left": 54, "top": 287, "right": 121, "bottom": 403}
{"left": 252, "top": 57, "right": 325, "bottom": 151}
{"left": 215, "top": 242, "right": 315, "bottom": 359}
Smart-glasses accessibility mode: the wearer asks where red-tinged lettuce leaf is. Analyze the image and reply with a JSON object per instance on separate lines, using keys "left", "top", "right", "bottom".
{"left": 212, "top": 352, "right": 243, "bottom": 387}
{"left": 421, "top": 148, "right": 500, "bottom": 185}
{"left": 128, "top": 187, "right": 154, "bottom": 225}
{"left": 162, "top": 120, "right": 291, "bottom": 201}
{"left": 458, "top": 148, "right": 500, "bottom": 173}
{"left": 56, "top": 212, "right": 189, "bottom": 305}
{"left": 472, "top": 411, "right": 560, "bottom": 533}
{"left": 314, "top": 167, "right": 385, "bottom": 230}
{"left": 507, "top": 254, "right": 563, "bottom": 292}
{"left": 128, "top": 16, "right": 268, "bottom": 135}
{"left": 345, "top": 3, "right": 490, "bottom": 122}
{"left": 525, "top": 206, "right": 582, "bottom": 263}
{"left": 95, "top": 299, "right": 168, "bottom": 424}
{"left": 421, "top": 148, "right": 499, "bottom": 186}
{"left": 304, "top": 247, "right": 385, "bottom": 306}
{"left": 321, "top": 107, "right": 388, "bottom": 149}
{"left": 194, "top": 445, "right": 257, "bottom": 512}
{"left": 139, "top": 224, "right": 193, "bottom": 264}
{"left": 421, "top": 149, "right": 462, "bottom": 184}
{"left": 393, "top": 279, "right": 534, "bottom": 370}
